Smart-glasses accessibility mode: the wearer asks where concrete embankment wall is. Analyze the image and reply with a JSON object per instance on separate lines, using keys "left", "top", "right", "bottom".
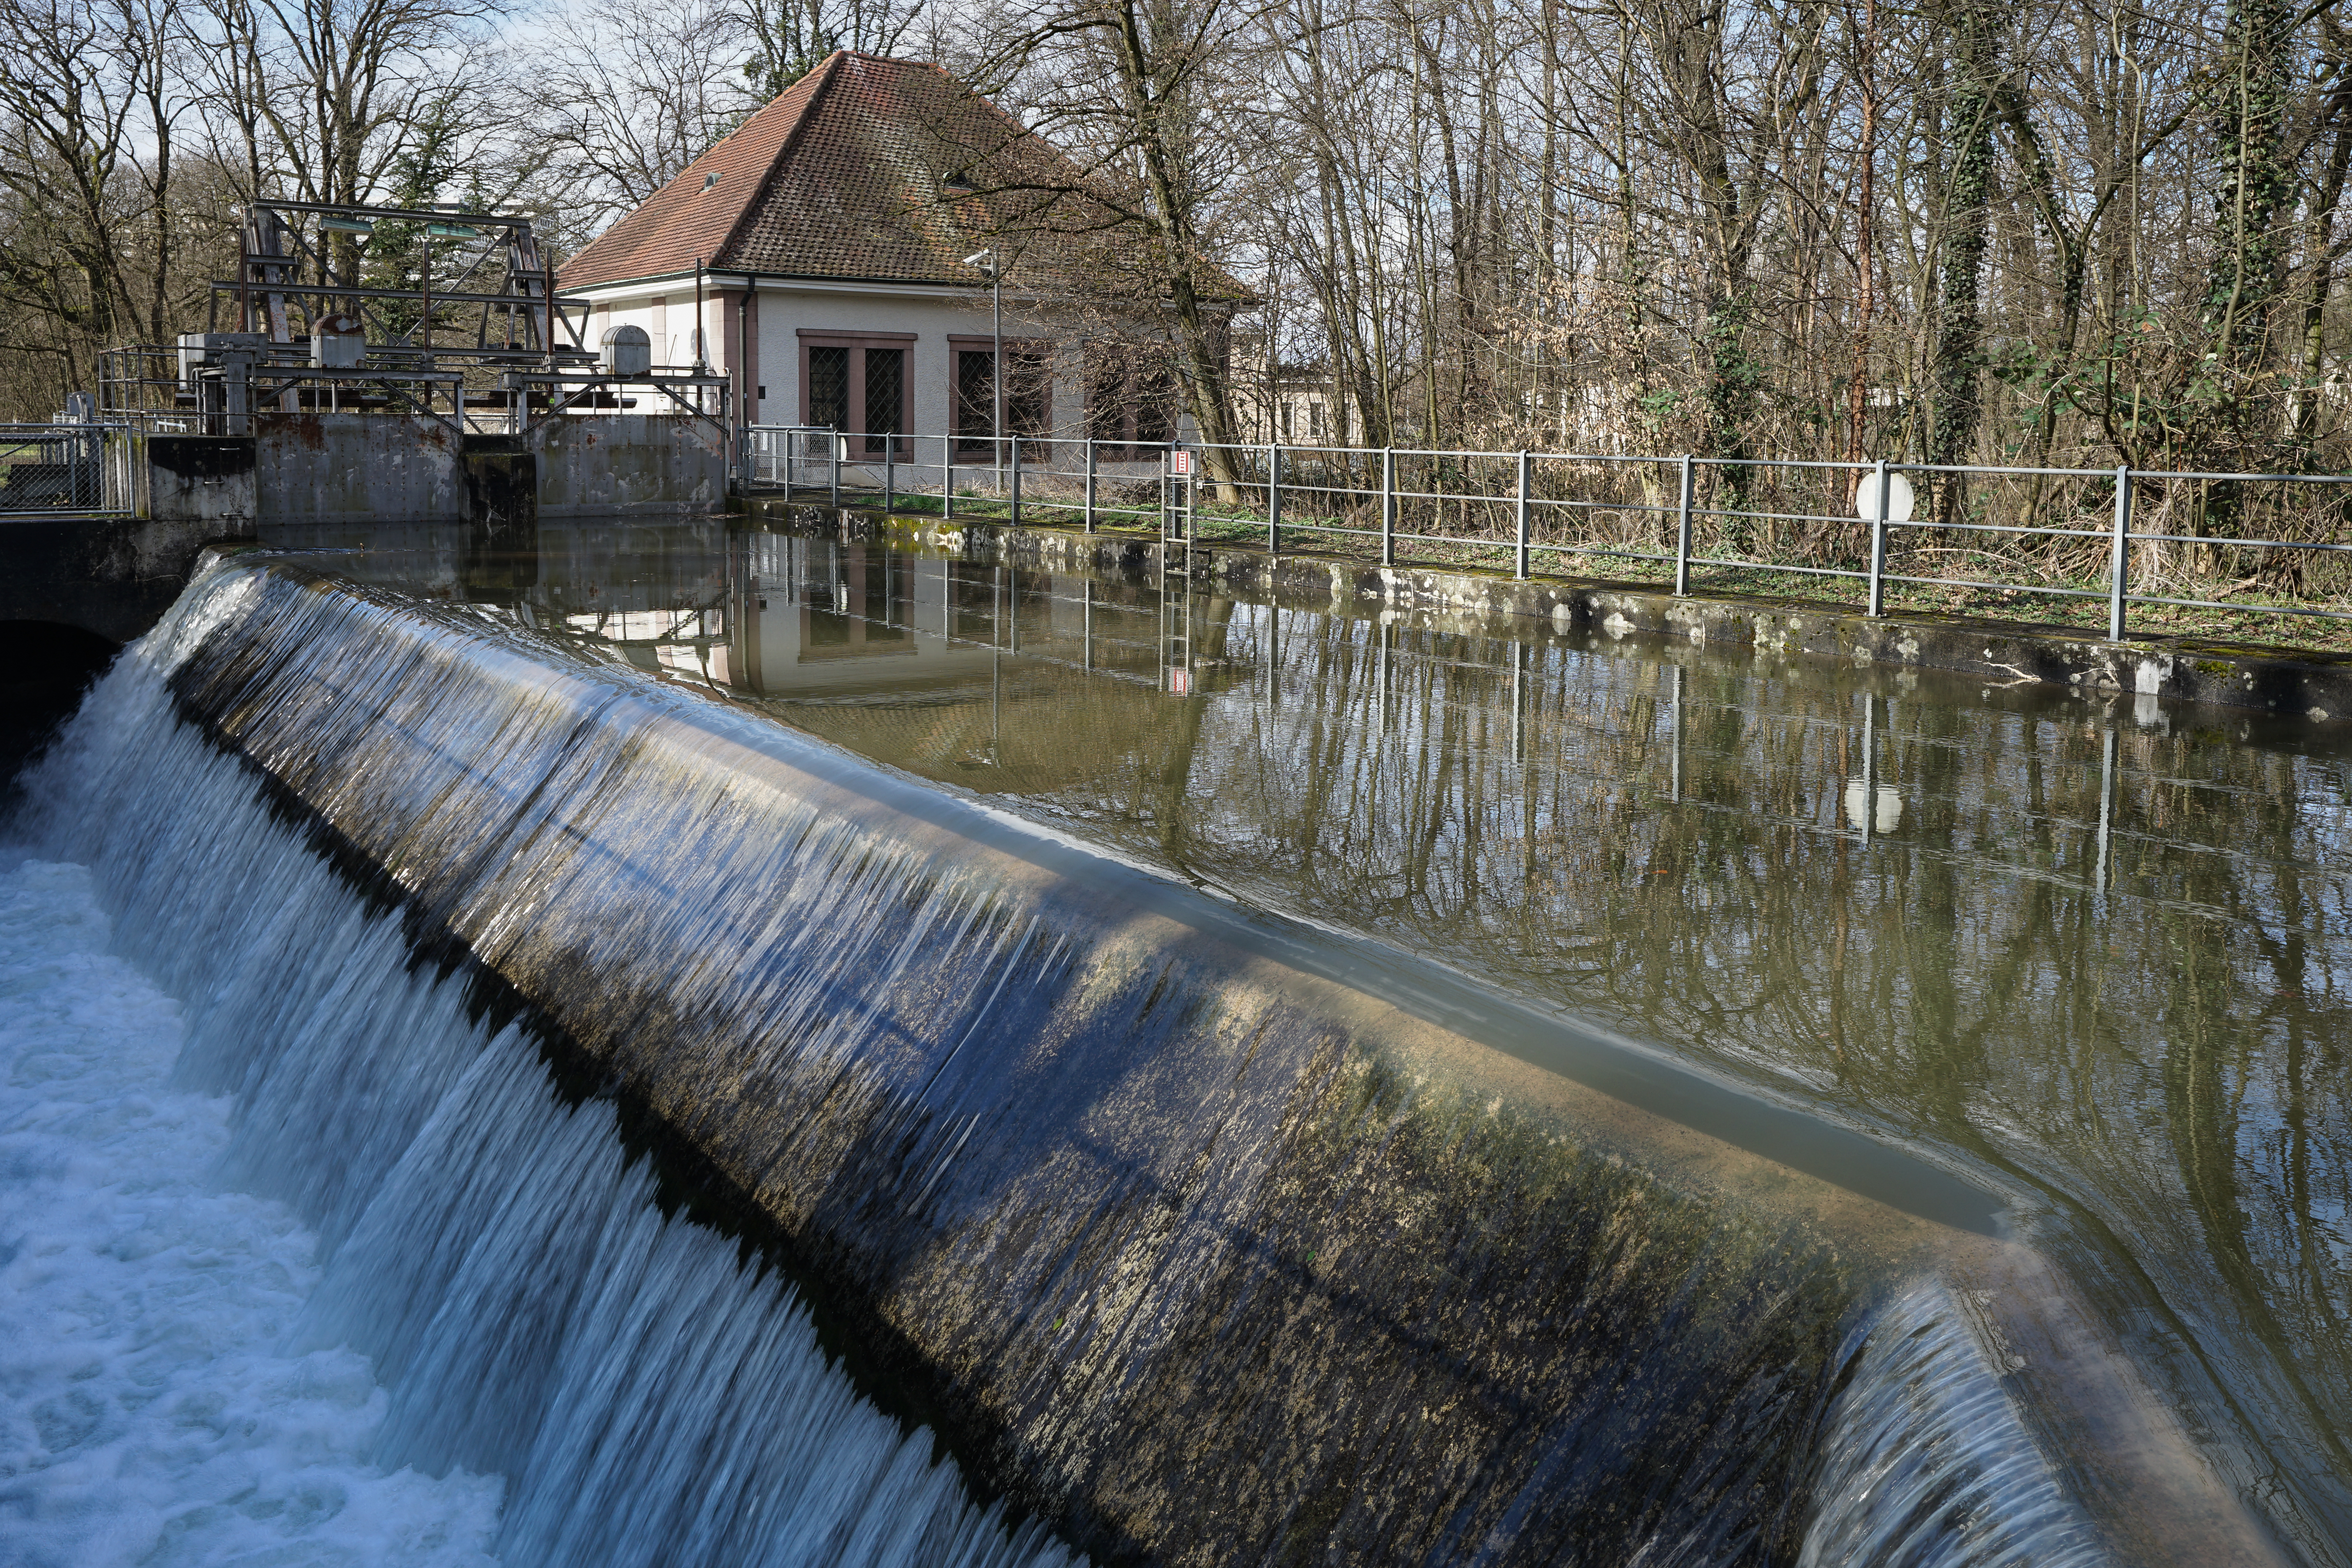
{"left": 781, "top": 503, "right": 2352, "bottom": 727}
{"left": 240, "top": 412, "right": 728, "bottom": 525}
{"left": 2, "top": 415, "right": 728, "bottom": 644}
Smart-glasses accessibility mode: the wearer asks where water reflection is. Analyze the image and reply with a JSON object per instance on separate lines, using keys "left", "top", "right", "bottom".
{"left": 304, "top": 514, "right": 2352, "bottom": 1560}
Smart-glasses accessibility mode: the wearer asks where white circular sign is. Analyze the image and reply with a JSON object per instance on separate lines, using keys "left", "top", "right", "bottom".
{"left": 1856, "top": 469, "right": 1915, "bottom": 524}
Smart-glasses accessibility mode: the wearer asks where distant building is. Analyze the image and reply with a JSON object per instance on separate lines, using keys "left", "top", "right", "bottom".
{"left": 559, "top": 51, "right": 1245, "bottom": 460}
{"left": 1228, "top": 352, "right": 1358, "bottom": 448}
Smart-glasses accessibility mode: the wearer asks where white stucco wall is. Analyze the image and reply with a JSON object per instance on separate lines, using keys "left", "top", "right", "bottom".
{"left": 575, "top": 276, "right": 1190, "bottom": 449}
{"left": 758, "top": 285, "right": 1034, "bottom": 438}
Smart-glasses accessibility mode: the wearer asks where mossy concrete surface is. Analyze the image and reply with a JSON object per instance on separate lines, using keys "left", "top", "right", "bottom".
{"left": 763, "top": 499, "right": 2352, "bottom": 725}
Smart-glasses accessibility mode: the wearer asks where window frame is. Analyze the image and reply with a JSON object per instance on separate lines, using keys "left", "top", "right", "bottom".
{"left": 1084, "top": 342, "right": 1182, "bottom": 460}
{"left": 797, "top": 329, "right": 917, "bottom": 457}
{"left": 949, "top": 335, "right": 1054, "bottom": 455}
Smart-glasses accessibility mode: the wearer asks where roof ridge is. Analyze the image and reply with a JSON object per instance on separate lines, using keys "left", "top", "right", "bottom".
{"left": 712, "top": 51, "right": 845, "bottom": 271}
{"left": 563, "top": 51, "right": 1251, "bottom": 302}
{"left": 557, "top": 54, "right": 845, "bottom": 291}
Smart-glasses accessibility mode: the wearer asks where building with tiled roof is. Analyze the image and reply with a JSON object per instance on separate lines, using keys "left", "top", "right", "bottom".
{"left": 560, "top": 51, "right": 1243, "bottom": 464}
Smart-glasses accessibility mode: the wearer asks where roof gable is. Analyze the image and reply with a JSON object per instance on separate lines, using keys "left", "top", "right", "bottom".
{"left": 560, "top": 53, "right": 1243, "bottom": 302}
{"left": 560, "top": 59, "right": 836, "bottom": 293}
{"left": 713, "top": 53, "right": 1092, "bottom": 290}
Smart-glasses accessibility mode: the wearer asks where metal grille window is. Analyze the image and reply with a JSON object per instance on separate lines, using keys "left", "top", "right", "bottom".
{"left": 1005, "top": 350, "right": 1050, "bottom": 438}
{"left": 797, "top": 332, "right": 914, "bottom": 456}
{"left": 956, "top": 350, "right": 994, "bottom": 451}
{"left": 862, "top": 348, "right": 904, "bottom": 455}
{"left": 953, "top": 340, "right": 1051, "bottom": 454}
{"left": 1085, "top": 342, "right": 1179, "bottom": 456}
{"left": 1133, "top": 370, "right": 1177, "bottom": 445}
{"left": 808, "top": 347, "right": 849, "bottom": 432}
{"left": 1086, "top": 357, "right": 1125, "bottom": 444}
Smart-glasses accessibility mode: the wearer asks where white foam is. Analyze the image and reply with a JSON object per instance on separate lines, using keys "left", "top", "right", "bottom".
{"left": 0, "top": 854, "right": 505, "bottom": 1568}
{"left": 3, "top": 612, "right": 1076, "bottom": 1568}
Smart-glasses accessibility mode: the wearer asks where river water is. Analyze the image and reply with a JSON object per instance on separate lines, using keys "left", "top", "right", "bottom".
{"left": 3, "top": 511, "right": 2345, "bottom": 1565}
{"left": 446, "top": 517, "right": 2350, "bottom": 1555}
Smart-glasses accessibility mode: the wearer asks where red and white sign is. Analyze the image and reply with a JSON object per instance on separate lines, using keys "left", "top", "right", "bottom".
{"left": 1168, "top": 450, "right": 1194, "bottom": 476}
{"left": 1168, "top": 668, "right": 1193, "bottom": 695}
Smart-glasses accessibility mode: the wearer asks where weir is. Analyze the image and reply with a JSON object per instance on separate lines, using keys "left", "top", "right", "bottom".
{"left": 0, "top": 520, "right": 2332, "bottom": 1566}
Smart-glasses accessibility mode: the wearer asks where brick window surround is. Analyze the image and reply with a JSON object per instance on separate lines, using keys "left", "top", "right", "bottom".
{"left": 798, "top": 329, "right": 916, "bottom": 456}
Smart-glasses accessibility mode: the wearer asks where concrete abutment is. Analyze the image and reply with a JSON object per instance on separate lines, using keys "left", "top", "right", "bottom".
{"left": 5, "top": 412, "right": 727, "bottom": 642}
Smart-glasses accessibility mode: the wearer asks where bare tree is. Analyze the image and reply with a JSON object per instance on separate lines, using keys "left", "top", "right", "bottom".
{"left": 194, "top": 0, "right": 507, "bottom": 215}
{"left": 741, "top": 0, "right": 926, "bottom": 98}
{"left": 0, "top": 0, "right": 206, "bottom": 395}
{"left": 518, "top": 0, "right": 764, "bottom": 238}
{"left": 963, "top": 0, "right": 1263, "bottom": 487}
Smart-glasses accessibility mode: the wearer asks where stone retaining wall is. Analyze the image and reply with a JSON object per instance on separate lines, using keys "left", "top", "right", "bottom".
{"left": 766, "top": 501, "right": 2352, "bottom": 725}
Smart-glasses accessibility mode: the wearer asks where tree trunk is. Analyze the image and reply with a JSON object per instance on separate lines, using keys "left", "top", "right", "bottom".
{"left": 1927, "top": 0, "right": 1999, "bottom": 518}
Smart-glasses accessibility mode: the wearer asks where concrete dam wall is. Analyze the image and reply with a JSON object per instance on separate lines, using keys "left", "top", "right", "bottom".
{"left": 3, "top": 549, "right": 2282, "bottom": 1566}
{"left": 0, "top": 412, "right": 727, "bottom": 647}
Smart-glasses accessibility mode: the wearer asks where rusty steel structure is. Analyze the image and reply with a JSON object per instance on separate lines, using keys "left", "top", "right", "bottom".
{"left": 221, "top": 200, "right": 569, "bottom": 369}
{"left": 99, "top": 200, "right": 728, "bottom": 438}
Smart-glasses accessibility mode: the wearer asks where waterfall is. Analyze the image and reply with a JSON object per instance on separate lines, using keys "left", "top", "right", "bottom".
{"left": 2, "top": 610, "right": 1071, "bottom": 1566}
{"left": 0, "top": 550, "right": 2140, "bottom": 1566}
{"left": 1799, "top": 1289, "right": 2112, "bottom": 1568}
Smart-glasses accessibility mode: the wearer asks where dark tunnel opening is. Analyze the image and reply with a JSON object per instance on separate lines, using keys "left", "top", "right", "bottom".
{"left": 0, "top": 620, "right": 122, "bottom": 794}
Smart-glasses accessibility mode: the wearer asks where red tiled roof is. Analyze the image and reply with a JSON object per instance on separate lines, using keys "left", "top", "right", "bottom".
{"left": 559, "top": 52, "right": 1247, "bottom": 301}
{"left": 560, "top": 64, "right": 832, "bottom": 292}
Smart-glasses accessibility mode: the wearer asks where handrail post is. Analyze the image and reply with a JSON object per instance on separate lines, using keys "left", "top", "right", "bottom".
{"left": 2109, "top": 463, "right": 2133, "bottom": 641}
{"left": 1673, "top": 454, "right": 1694, "bottom": 595}
{"left": 1866, "top": 458, "right": 1888, "bottom": 617}
{"left": 1268, "top": 443, "right": 1282, "bottom": 551}
{"left": 1514, "top": 450, "right": 1531, "bottom": 579}
{"left": 1084, "top": 438, "right": 1097, "bottom": 533}
{"left": 884, "top": 441, "right": 895, "bottom": 515}
{"left": 829, "top": 431, "right": 840, "bottom": 510}
{"left": 1009, "top": 435, "right": 1022, "bottom": 524}
{"left": 1381, "top": 446, "right": 1396, "bottom": 566}
{"left": 943, "top": 432, "right": 954, "bottom": 520}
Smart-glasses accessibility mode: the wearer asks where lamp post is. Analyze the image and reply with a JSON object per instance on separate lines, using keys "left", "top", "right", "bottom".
{"left": 964, "top": 248, "right": 1003, "bottom": 497}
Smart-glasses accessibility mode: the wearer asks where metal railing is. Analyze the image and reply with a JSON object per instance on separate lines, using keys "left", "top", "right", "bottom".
{"left": 0, "top": 424, "right": 124, "bottom": 514}
{"left": 743, "top": 428, "right": 1195, "bottom": 531}
{"left": 744, "top": 426, "right": 843, "bottom": 493}
{"left": 101, "top": 341, "right": 729, "bottom": 439}
{"left": 748, "top": 427, "right": 2352, "bottom": 642}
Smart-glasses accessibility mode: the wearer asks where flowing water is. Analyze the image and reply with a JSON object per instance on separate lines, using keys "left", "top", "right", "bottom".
{"left": 1, "top": 590, "right": 1074, "bottom": 1568}
{"left": 1, "top": 511, "right": 2343, "bottom": 1565}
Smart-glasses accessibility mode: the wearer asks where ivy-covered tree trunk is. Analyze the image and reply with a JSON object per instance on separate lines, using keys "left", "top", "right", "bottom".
{"left": 2198, "top": 0, "right": 2294, "bottom": 540}
{"left": 1701, "top": 288, "right": 1760, "bottom": 528}
{"left": 2206, "top": 0, "right": 2294, "bottom": 380}
{"left": 1927, "top": 0, "right": 1998, "bottom": 521}
{"left": 2292, "top": 76, "right": 2352, "bottom": 446}
{"left": 1670, "top": 9, "right": 1762, "bottom": 539}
